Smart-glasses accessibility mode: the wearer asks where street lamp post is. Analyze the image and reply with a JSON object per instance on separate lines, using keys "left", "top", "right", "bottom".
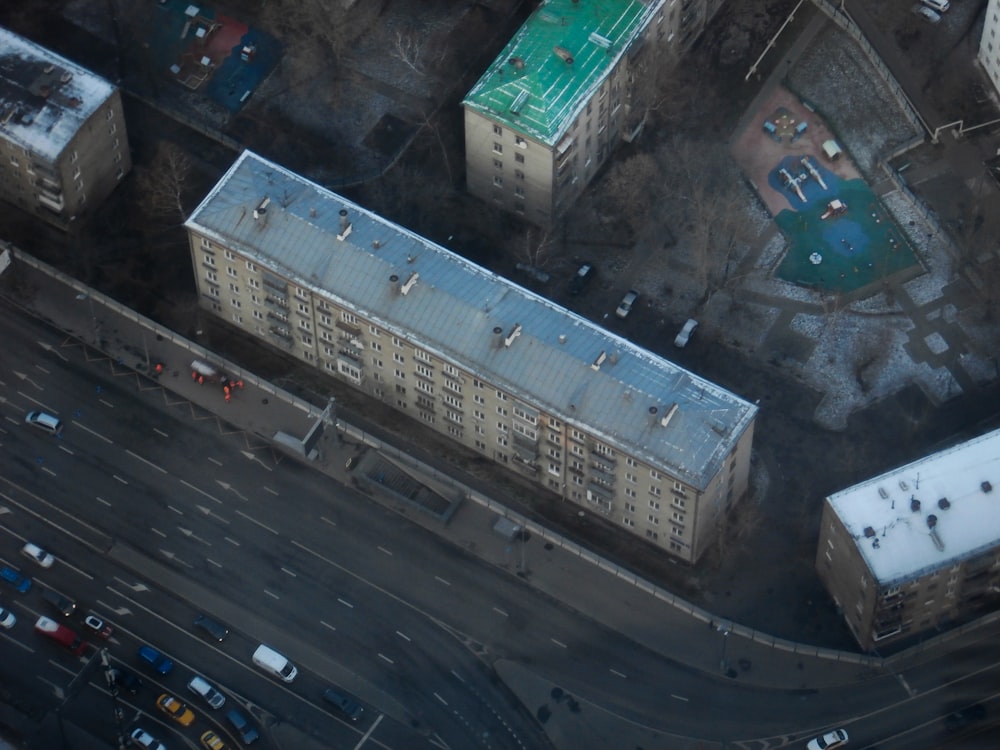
{"left": 100, "top": 649, "right": 128, "bottom": 750}
{"left": 718, "top": 624, "right": 731, "bottom": 674}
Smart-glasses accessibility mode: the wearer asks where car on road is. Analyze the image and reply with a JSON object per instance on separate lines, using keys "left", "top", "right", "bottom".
{"left": 806, "top": 728, "right": 848, "bottom": 750}
{"left": 129, "top": 727, "right": 166, "bottom": 750}
{"left": 568, "top": 263, "right": 595, "bottom": 295}
{"left": 109, "top": 667, "right": 142, "bottom": 695}
{"left": 912, "top": 4, "right": 941, "bottom": 22}
{"left": 83, "top": 614, "right": 113, "bottom": 639}
{"left": 34, "top": 616, "right": 87, "bottom": 656}
{"left": 188, "top": 675, "right": 226, "bottom": 709}
{"left": 0, "top": 566, "right": 31, "bottom": 594}
{"left": 21, "top": 542, "right": 55, "bottom": 568}
{"left": 225, "top": 709, "right": 259, "bottom": 745}
{"left": 322, "top": 687, "right": 364, "bottom": 722}
{"left": 193, "top": 613, "right": 229, "bottom": 641}
{"left": 945, "top": 703, "right": 986, "bottom": 732}
{"left": 42, "top": 589, "right": 76, "bottom": 617}
{"left": 138, "top": 645, "right": 173, "bottom": 675}
{"left": 157, "top": 693, "right": 196, "bottom": 726}
{"left": 615, "top": 289, "right": 639, "bottom": 319}
{"left": 674, "top": 318, "right": 699, "bottom": 348}
{"left": 24, "top": 410, "right": 63, "bottom": 435}
{"left": 0, "top": 606, "right": 15, "bottom": 629}
{"left": 200, "top": 731, "right": 227, "bottom": 750}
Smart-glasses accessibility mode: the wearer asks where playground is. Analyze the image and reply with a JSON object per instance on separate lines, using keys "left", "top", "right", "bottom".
{"left": 732, "top": 87, "right": 920, "bottom": 296}
{"left": 147, "top": 0, "right": 281, "bottom": 112}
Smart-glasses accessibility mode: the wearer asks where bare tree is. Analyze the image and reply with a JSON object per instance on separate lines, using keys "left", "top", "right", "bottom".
{"left": 135, "top": 142, "right": 193, "bottom": 224}
{"left": 392, "top": 29, "right": 426, "bottom": 74}
{"left": 602, "top": 151, "right": 660, "bottom": 234}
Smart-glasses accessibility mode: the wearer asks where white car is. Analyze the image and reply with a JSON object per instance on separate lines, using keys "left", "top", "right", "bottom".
{"left": 188, "top": 675, "right": 226, "bottom": 709}
{"left": 912, "top": 4, "right": 941, "bottom": 23}
{"left": 130, "top": 727, "right": 166, "bottom": 750}
{"left": 21, "top": 543, "right": 55, "bottom": 568}
{"left": 674, "top": 318, "right": 699, "bottom": 348}
{"left": 806, "top": 728, "right": 848, "bottom": 750}
{"left": 0, "top": 606, "right": 15, "bottom": 629}
{"left": 615, "top": 289, "right": 640, "bottom": 319}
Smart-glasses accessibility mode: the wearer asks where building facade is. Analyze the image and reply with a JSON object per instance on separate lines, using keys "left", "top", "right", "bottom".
{"left": 462, "top": 0, "right": 724, "bottom": 226}
{"left": 816, "top": 429, "right": 1000, "bottom": 651}
{"left": 980, "top": 0, "right": 1000, "bottom": 96}
{"left": 0, "top": 27, "right": 130, "bottom": 229}
{"left": 185, "top": 151, "right": 757, "bottom": 563}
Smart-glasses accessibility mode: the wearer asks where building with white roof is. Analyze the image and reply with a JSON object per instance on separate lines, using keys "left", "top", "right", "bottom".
{"left": 0, "top": 27, "right": 130, "bottom": 229}
{"left": 817, "top": 428, "right": 1000, "bottom": 650}
{"left": 462, "top": 0, "right": 725, "bottom": 225}
{"left": 185, "top": 151, "right": 758, "bottom": 562}
{"left": 979, "top": 0, "right": 1000, "bottom": 98}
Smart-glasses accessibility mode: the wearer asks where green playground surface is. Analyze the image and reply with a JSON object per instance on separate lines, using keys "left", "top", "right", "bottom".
{"left": 774, "top": 178, "right": 921, "bottom": 295}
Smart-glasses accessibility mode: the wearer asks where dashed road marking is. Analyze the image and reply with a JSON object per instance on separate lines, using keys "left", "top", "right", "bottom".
{"left": 264, "top": 589, "right": 280, "bottom": 600}
{"left": 551, "top": 638, "right": 567, "bottom": 649}
{"left": 337, "top": 598, "right": 354, "bottom": 609}
{"left": 378, "top": 653, "right": 394, "bottom": 664}
{"left": 395, "top": 631, "right": 411, "bottom": 642}
{"left": 377, "top": 546, "right": 393, "bottom": 556}
{"left": 492, "top": 607, "right": 508, "bottom": 617}
{"left": 434, "top": 576, "right": 451, "bottom": 587}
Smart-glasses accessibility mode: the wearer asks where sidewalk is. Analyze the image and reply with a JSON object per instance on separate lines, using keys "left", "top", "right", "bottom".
{"left": 4, "top": 248, "right": 996, "bottom": 744}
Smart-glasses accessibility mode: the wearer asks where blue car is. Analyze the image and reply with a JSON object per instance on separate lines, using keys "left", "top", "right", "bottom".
{"left": 225, "top": 709, "right": 260, "bottom": 745}
{"left": 0, "top": 566, "right": 31, "bottom": 593}
{"left": 137, "top": 645, "right": 173, "bottom": 675}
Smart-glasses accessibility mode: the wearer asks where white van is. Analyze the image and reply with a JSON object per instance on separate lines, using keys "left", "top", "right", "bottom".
{"left": 252, "top": 644, "right": 297, "bottom": 682}
{"left": 922, "top": 0, "right": 949, "bottom": 11}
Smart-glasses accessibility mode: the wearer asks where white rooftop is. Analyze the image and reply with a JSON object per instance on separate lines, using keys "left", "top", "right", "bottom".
{"left": 0, "top": 27, "right": 116, "bottom": 162}
{"left": 828, "top": 427, "right": 1000, "bottom": 586}
{"left": 186, "top": 152, "right": 758, "bottom": 489}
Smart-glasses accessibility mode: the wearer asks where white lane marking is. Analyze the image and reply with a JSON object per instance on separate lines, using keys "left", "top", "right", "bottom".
{"left": 96, "top": 496, "right": 111, "bottom": 507}
{"left": 263, "top": 486, "right": 278, "bottom": 496}
{"left": 395, "top": 631, "right": 411, "bottom": 642}
{"left": 207, "top": 558, "right": 223, "bottom": 569}
{"left": 153, "top": 428, "right": 169, "bottom": 438}
{"left": 377, "top": 653, "right": 394, "bottom": 664}
{"left": 113, "top": 475, "right": 128, "bottom": 485}
{"left": 56, "top": 557, "right": 94, "bottom": 581}
{"left": 208, "top": 457, "right": 222, "bottom": 467}
{"left": 320, "top": 516, "right": 337, "bottom": 528}
{"left": 41, "top": 467, "right": 56, "bottom": 477}
{"left": 159, "top": 549, "right": 192, "bottom": 568}
{"left": 320, "top": 621, "right": 337, "bottom": 632}
{"left": 111, "top": 579, "right": 148, "bottom": 593}
{"left": 337, "top": 598, "right": 354, "bottom": 609}
{"left": 280, "top": 567, "right": 296, "bottom": 577}
{"left": 97, "top": 600, "right": 131, "bottom": 616}
{"left": 235, "top": 510, "right": 278, "bottom": 535}
{"left": 71, "top": 421, "right": 112, "bottom": 443}
{"left": 377, "top": 546, "right": 393, "bottom": 556}
{"left": 215, "top": 481, "right": 248, "bottom": 502}
{"left": 671, "top": 694, "right": 689, "bottom": 702}
{"left": 224, "top": 536, "right": 240, "bottom": 547}
{"left": 551, "top": 638, "right": 567, "bottom": 649}
{"left": 152, "top": 528, "right": 167, "bottom": 538}
{"left": 35, "top": 364, "right": 52, "bottom": 374}
{"left": 610, "top": 669, "right": 627, "bottom": 679}
{"left": 180, "top": 479, "right": 223, "bottom": 505}
{"left": 352, "top": 714, "right": 384, "bottom": 750}
{"left": 99, "top": 399, "right": 114, "bottom": 409}
{"left": 37, "top": 676, "right": 65, "bottom": 699}
{"left": 264, "top": 590, "right": 279, "bottom": 600}
{"left": 492, "top": 607, "right": 508, "bottom": 617}
{"left": 168, "top": 505, "right": 184, "bottom": 515}
{"left": 434, "top": 693, "right": 448, "bottom": 706}
{"left": 58, "top": 445, "right": 74, "bottom": 455}
{"left": 0, "top": 488, "right": 108, "bottom": 553}
{"left": 126, "top": 449, "right": 167, "bottom": 474}
{"left": 0, "top": 631, "right": 33, "bottom": 653}
{"left": 434, "top": 576, "right": 451, "bottom": 587}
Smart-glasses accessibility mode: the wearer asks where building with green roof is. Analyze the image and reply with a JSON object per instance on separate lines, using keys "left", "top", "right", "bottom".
{"left": 462, "top": 0, "right": 723, "bottom": 226}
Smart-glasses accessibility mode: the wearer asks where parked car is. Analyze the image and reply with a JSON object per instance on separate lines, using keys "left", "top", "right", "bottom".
{"left": 188, "top": 675, "right": 226, "bottom": 709}
{"left": 201, "top": 731, "right": 226, "bottom": 750}
{"left": 0, "top": 606, "right": 16, "bottom": 629}
{"left": 42, "top": 589, "right": 76, "bottom": 617}
{"left": 157, "top": 693, "right": 196, "bottom": 726}
{"left": 109, "top": 667, "right": 142, "bottom": 695}
{"left": 194, "top": 613, "right": 229, "bottom": 642}
{"left": 912, "top": 4, "right": 941, "bottom": 23}
{"left": 129, "top": 727, "right": 166, "bottom": 750}
{"left": 24, "top": 410, "right": 63, "bottom": 435}
{"left": 806, "top": 728, "right": 849, "bottom": 750}
{"left": 568, "top": 263, "right": 595, "bottom": 295}
{"left": 674, "top": 318, "right": 699, "bottom": 348}
{"left": 83, "top": 614, "right": 113, "bottom": 639}
{"left": 137, "top": 645, "right": 173, "bottom": 675}
{"left": 322, "top": 687, "right": 364, "bottom": 722}
{"left": 225, "top": 709, "right": 259, "bottom": 745}
{"left": 21, "top": 542, "right": 55, "bottom": 568}
{"left": 0, "top": 566, "right": 31, "bottom": 594}
{"left": 615, "top": 289, "right": 639, "bottom": 318}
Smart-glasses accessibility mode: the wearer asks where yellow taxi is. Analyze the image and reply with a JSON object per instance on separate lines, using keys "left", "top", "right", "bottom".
{"left": 156, "top": 693, "right": 195, "bottom": 726}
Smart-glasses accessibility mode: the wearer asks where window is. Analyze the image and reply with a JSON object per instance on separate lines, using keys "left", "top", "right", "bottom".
{"left": 515, "top": 153, "right": 525, "bottom": 164}
{"left": 493, "top": 142, "right": 503, "bottom": 154}
{"left": 228, "top": 283, "right": 239, "bottom": 293}
{"left": 248, "top": 278, "right": 260, "bottom": 289}
{"left": 514, "top": 186, "right": 524, "bottom": 197}
{"left": 647, "top": 515, "right": 659, "bottom": 525}
{"left": 227, "top": 267, "right": 238, "bottom": 278}
{"left": 496, "top": 406, "right": 508, "bottom": 416}
{"left": 514, "top": 169, "right": 525, "bottom": 180}
{"left": 230, "top": 299, "right": 241, "bottom": 309}
{"left": 515, "top": 135, "right": 526, "bottom": 147}
{"left": 493, "top": 159, "right": 503, "bottom": 169}
{"left": 493, "top": 124, "right": 502, "bottom": 136}
{"left": 493, "top": 175, "right": 503, "bottom": 187}
{"left": 393, "top": 336, "right": 405, "bottom": 348}
{"left": 649, "top": 499, "right": 660, "bottom": 510}
{"left": 496, "top": 391, "right": 507, "bottom": 401}
{"left": 623, "top": 517, "right": 634, "bottom": 527}
{"left": 394, "top": 369, "right": 406, "bottom": 380}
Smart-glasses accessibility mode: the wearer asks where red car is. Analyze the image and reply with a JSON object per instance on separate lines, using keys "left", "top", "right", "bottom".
{"left": 83, "top": 614, "right": 113, "bottom": 639}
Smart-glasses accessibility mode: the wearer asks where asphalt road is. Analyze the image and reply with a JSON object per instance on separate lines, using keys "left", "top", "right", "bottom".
{"left": 2, "top": 297, "right": 1000, "bottom": 750}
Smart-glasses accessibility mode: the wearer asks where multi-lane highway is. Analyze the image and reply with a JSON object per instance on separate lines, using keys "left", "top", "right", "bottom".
{"left": 2, "top": 295, "right": 1000, "bottom": 750}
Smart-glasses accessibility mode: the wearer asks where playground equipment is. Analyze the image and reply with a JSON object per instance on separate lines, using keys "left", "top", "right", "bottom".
{"left": 820, "top": 199, "right": 847, "bottom": 220}
{"left": 800, "top": 156, "right": 828, "bottom": 190}
{"left": 779, "top": 168, "right": 807, "bottom": 203}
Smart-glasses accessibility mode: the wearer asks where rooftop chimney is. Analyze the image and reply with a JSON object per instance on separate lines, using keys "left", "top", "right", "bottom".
{"left": 660, "top": 403, "right": 679, "bottom": 428}
{"left": 553, "top": 46, "right": 574, "bottom": 64}
{"left": 504, "top": 323, "right": 522, "bottom": 348}
{"left": 591, "top": 351, "right": 606, "bottom": 370}
{"left": 400, "top": 272, "right": 419, "bottom": 296}
{"left": 337, "top": 209, "right": 352, "bottom": 241}
{"left": 253, "top": 196, "right": 270, "bottom": 221}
